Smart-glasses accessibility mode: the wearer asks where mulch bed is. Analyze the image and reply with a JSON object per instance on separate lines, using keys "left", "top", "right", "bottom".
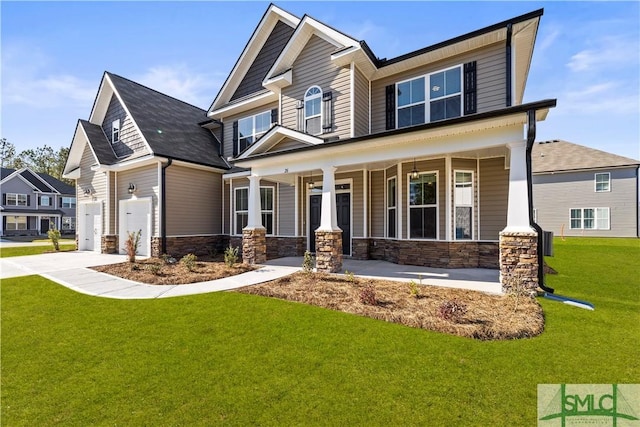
{"left": 236, "top": 272, "right": 545, "bottom": 341}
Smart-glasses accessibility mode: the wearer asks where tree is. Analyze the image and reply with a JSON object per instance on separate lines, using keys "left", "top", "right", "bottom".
{"left": 0, "top": 139, "right": 72, "bottom": 185}
{"left": 0, "top": 138, "right": 20, "bottom": 169}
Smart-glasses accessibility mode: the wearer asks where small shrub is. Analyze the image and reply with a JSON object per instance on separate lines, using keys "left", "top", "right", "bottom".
{"left": 146, "top": 263, "right": 162, "bottom": 276}
{"left": 345, "top": 270, "right": 355, "bottom": 283}
{"left": 438, "top": 299, "right": 468, "bottom": 322}
{"left": 161, "top": 253, "right": 177, "bottom": 265}
{"left": 181, "top": 253, "right": 198, "bottom": 272}
{"left": 47, "top": 228, "right": 61, "bottom": 251}
{"left": 130, "top": 264, "right": 140, "bottom": 272}
{"left": 207, "top": 247, "right": 218, "bottom": 258}
{"left": 409, "top": 280, "right": 420, "bottom": 298}
{"left": 359, "top": 284, "right": 377, "bottom": 306}
{"left": 224, "top": 245, "right": 239, "bottom": 267}
{"left": 302, "top": 251, "right": 314, "bottom": 274}
{"left": 125, "top": 229, "right": 142, "bottom": 263}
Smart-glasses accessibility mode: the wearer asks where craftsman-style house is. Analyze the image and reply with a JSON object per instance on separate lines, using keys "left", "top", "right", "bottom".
{"left": 64, "top": 4, "right": 556, "bottom": 293}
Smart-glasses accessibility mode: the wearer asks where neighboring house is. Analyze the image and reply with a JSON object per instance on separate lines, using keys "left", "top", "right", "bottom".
{"left": 1, "top": 167, "right": 76, "bottom": 236}
{"left": 532, "top": 140, "right": 640, "bottom": 238}
{"left": 65, "top": 4, "right": 557, "bottom": 293}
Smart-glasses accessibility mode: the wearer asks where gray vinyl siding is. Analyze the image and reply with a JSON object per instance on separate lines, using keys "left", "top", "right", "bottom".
{"left": 222, "top": 102, "right": 279, "bottom": 158}
{"left": 371, "top": 42, "right": 506, "bottom": 134}
{"left": 370, "top": 170, "right": 385, "bottom": 237}
{"left": 281, "top": 35, "right": 351, "bottom": 140}
{"left": 353, "top": 66, "right": 370, "bottom": 137}
{"left": 278, "top": 183, "right": 295, "bottom": 236}
{"left": 1, "top": 177, "right": 37, "bottom": 208}
{"left": 479, "top": 157, "right": 508, "bottom": 240}
{"left": 231, "top": 20, "right": 295, "bottom": 101}
{"left": 101, "top": 95, "right": 148, "bottom": 158}
{"left": 117, "top": 164, "right": 159, "bottom": 236}
{"left": 533, "top": 167, "right": 639, "bottom": 237}
{"left": 165, "top": 166, "right": 222, "bottom": 236}
{"left": 400, "top": 159, "right": 446, "bottom": 240}
{"left": 78, "top": 143, "right": 108, "bottom": 233}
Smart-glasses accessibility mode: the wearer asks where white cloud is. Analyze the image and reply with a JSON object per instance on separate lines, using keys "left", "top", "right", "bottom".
{"left": 557, "top": 81, "right": 639, "bottom": 115}
{"left": 1, "top": 43, "right": 96, "bottom": 108}
{"left": 134, "top": 65, "right": 224, "bottom": 108}
{"left": 567, "top": 35, "right": 638, "bottom": 72}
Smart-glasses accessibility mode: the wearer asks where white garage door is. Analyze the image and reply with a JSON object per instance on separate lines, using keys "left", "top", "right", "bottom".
{"left": 78, "top": 202, "right": 102, "bottom": 252}
{"left": 119, "top": 199, "right": 152, "bottom": 257}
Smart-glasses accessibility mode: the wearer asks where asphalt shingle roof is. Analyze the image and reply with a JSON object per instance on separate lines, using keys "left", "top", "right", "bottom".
{"left": 532, "top": 140, "right": 639, "bottom": 173}
{"left": 37, "top": 173, "right": 75, "bottom": 195}
{"left": 1, "top": 167, "right": 75, "bottom": 194}
{"left": 20, "top": 169, "right": 53, "bottom": 192}
{"left": 106, "top": 72, "right": 228, "bottom": 170}
{"left": 1, "top": 168, "right": 16, "bottom": 180}
{"left": 79, "top": 119, "right": 118, "bottom": 165}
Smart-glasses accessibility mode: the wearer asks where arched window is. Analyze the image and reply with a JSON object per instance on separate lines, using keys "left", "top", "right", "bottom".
{"left": 304, "top": 86, "right": 322, "bottom": 135}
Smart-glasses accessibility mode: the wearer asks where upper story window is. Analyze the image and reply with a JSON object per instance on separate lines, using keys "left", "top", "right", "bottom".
{"left": 61, "top": 197, "right": 76, "bottom": 209}
{"left": 40, "top": 195, "right": 51, "bottom": 207}
{"left": 304, "top": 86, "right": 322, "bottom": 135}
{"left": 595, "top": 172, "right": 610, "bottom": 192}
{"left": 395, "top": 65, "right": 464, "bottom": 129}
{"left": 6, "top": 193, "right": 28, "bottom": 206}
{"left": 238, "top": 111, "right": 272, "bottom": 153}
{"left": 112, "top": 119, "right": 120, "bottom": 143}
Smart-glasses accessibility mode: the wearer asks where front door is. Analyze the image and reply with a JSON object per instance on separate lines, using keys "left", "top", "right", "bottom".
{"left": 309, "top": 193, "right": 351, "bottom": 255}
{"left": 40, "top": 218, "right": 50, "bottom": 233}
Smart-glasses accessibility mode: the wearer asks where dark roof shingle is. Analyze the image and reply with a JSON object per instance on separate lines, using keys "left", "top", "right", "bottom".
{"left": 79, "top": 119, "right": 118, "bottom": 165}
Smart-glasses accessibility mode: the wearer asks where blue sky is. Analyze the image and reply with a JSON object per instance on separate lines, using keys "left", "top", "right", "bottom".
{"left": 1, "top": 1, "right": 639, "bottom": 160}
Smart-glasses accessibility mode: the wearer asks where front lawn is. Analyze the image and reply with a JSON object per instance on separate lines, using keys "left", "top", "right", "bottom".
{"left": 0, "top": 244, "right": 76, "bottom": 258}
{"left": 1, "top": 238, "right": 638, "bottom": 425}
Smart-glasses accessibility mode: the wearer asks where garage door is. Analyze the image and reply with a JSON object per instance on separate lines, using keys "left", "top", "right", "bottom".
{"left": 78, "top": 202, "right": 102, "bottom": 252}
{"left": 119, "top": 199, "right": 151, "bottom": 257}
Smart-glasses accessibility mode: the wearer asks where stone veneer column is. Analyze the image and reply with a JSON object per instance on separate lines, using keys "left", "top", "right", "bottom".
{"left": 101, "top": 235, "right": 118, "bottom": 254}
{"left": 315, "top": 166, "right": 342, "bottom": 273}
{"left": 499, "top": 231, "right": 538, "bottom": 295}
{"left": 243, "top": 228, "right": 266, "bottom": 264}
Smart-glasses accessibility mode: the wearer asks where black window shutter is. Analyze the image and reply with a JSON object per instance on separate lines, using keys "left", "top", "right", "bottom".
{"left": 38, "top": 196, "right": 42, "bottom": 205}
{"left": 385, "top": 84, "right": 396, "bottom": 130}
{"left": 271, "top": 108, "right": 278, "bottom": 125}
{"left": 2, "top": 194, "right": 6, "bottom": 204}
{"left": 296, "top": 100, "right": 304, "bottom": 132}
{"left": 27, "top": 195, "right": 31, "bottom": 206}
{"left": 464, "top": 61, "right": 477, "bottom": 115}
{"left": 322, "top": 91, "right": 333, "bottom": 133}
{"left": 232, "top": 121, "right": 239, "bottom": 157}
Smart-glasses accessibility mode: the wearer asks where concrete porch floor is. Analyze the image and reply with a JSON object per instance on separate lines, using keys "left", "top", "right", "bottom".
{"left": 264, "top": 257, "right": 502, "bottom": 294}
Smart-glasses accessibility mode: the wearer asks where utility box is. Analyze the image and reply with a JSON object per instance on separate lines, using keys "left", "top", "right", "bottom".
{"left": 542, "top": 231, "right": 554, "bottom": 257}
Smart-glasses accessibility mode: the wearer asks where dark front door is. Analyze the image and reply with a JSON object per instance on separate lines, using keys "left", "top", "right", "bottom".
{"left": 40, "top": 218, "right": 50, "bottom": 233}
{"left": 309, "top": 193, "right": 351, "bottom": 255}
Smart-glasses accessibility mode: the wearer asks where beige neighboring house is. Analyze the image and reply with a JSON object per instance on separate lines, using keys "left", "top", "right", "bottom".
{"left": 532, "top": 140, "right": 640, "bottom": 238}
{"left": 65, "top": 4, "right": 560, "bottom": 293}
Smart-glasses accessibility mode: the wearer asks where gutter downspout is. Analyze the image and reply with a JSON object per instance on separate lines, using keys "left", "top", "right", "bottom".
{"left": 161, "top": 158, "right": 173, "bottom": 255}
{"left": 505, "top": 23, "right": 513, "bottom": 107}
{"left": 526, "top": 109, "right": 554, "bottom": 293}
{"left": 211, "top": 118, "right": 224, "bottom": 156}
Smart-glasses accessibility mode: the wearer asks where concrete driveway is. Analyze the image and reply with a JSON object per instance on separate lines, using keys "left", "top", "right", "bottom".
{"left": 1, "top": 251, "right": 129, "bottom": 279}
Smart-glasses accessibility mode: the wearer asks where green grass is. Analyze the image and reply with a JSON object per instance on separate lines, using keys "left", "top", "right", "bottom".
{"left": 2, "top": 238, "right": 638, "bottom": 426}
{"left": 0, "top": 245, "right": 76, "bottom": 258}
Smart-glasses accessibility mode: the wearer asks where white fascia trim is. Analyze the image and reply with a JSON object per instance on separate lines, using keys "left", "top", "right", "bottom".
{"left": 1, "top": 170, "right": 40, "bottom": 192}
{"left": 223, "top": 170, "right": 251, "bottom": 180}
{"left": 210, "top": 6, "right": 300, "bottom": 112}
{"left": 104, "top": 74, "right": 154, "bottom": 155}
{"left": 93, "top": 155, "right": 159, "bottom": 172}
{"left": 262, "top": 68, "right": 293, "bottom": 90}
{"left": 63, "top": 168, "right": 81, "bottom": 180}
{"left": 208, "top": 91, "right": 277, "bottom": 118}
{"left": 88, "top": 75, "right": 111, "bottom": 124}
{"left": 238, "top": 126, "right": 324, "bottom": 159}
{"left": 25, "top": 168, "right": 60, "bottom": 194}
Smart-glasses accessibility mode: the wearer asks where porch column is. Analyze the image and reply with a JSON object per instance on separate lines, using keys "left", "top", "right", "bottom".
{"left": 243, "top": 175, "right": 266, "bottom": 265}
{"left": 315, "top": 166, "right": 342, "bottom": 273}
{"left": 500, "top": 140, "right": 538, "bottom": 295}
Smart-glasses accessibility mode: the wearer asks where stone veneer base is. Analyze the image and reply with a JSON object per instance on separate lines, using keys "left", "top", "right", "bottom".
{"left": 315, "top": 230, "right": 343, "bottom": 273}
{"left": 243, "top": 228, "right": 267, "bottom": 265}
{"left": 499, "top": 231, "right": 538, "bottom": 296}
{"left": 151, "top": 235, "right": 230, "bottom": 258}
{"left": 101, "top": 235, "right": 118, "bottom": 254}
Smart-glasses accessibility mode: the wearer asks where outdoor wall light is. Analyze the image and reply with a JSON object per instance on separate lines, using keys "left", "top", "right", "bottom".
{"left": 83, "top": 188, "right": 92, "bottom": 196}
{"left": 128, "top": 183, "right": 136, "bottom": 194}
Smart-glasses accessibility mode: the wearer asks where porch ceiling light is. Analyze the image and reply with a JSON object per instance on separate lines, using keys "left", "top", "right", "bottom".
{"left": 128, "top": 183, "right": 136, "bottom": 194}
{"left": 411, "top": 158, "right": 420, "bottom": 179}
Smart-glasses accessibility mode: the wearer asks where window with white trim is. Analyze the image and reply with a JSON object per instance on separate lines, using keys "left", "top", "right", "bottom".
{"left": 304, "top": 86, "right": 322, "bottom": 135}
{"left": 234, "top": 187, "right": 274, "bottom": 235}
{"left": 40, "top": 195, "right": 51, "bottom": 207}
{"left": 454, "top": 171, "right": 473, "bottom": 240}
{"left": 112, "top": 119, "right": 120, "bottom": 143}
{"left": 386, "top": 177, "right": 397, "bottom": 238}
{"left": 408, "top": 172, "right": 438, "bottom": 239}
{"left": 570, "top": 208, "right": 610, "bottom": 230}
{"left": 7, "top": 216, "right": 27, "bottom": 230}
{"left": 61, "top": 197, "right": 76, "bottom": 208}
{"left": 397, "top": 65, "right": 462, "bottom": 128}
{"left": 595, "top": 172, "right": 610, "bottom": 192}
{"left": 6, "top": 193, "right": 28, "bottom": 206}
{"left": 62, "top": 217, "right": 76, "bottom": 231}
{"left": 238, "top": 111, "right": 271, "bottom": 153}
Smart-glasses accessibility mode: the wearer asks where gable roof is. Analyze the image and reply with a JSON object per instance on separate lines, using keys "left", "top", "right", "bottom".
{"left": 37, "top": 172, "right": 76, "bottom": 194}
{"left": 105, "top": 72, "right": 228, "bottom": 169}
{"left": 532, "top": 140, "right": 640, "bottom": 173}
{"left": 0, "top": 167, "right": 75, "bottom": 194}
{"left": 1, "top": 168, "right": 15, "bottom": 180}
{"left": 20, "top": 169, "right": 53, "bottom": 192}
{"left": 79, "top": 119, "right": 118, "bottom": 165}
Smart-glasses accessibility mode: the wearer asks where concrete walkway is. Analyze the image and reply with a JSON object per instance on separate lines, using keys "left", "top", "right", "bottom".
{"left": 1, "top": 252, "right": 502, "bottom": 299}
